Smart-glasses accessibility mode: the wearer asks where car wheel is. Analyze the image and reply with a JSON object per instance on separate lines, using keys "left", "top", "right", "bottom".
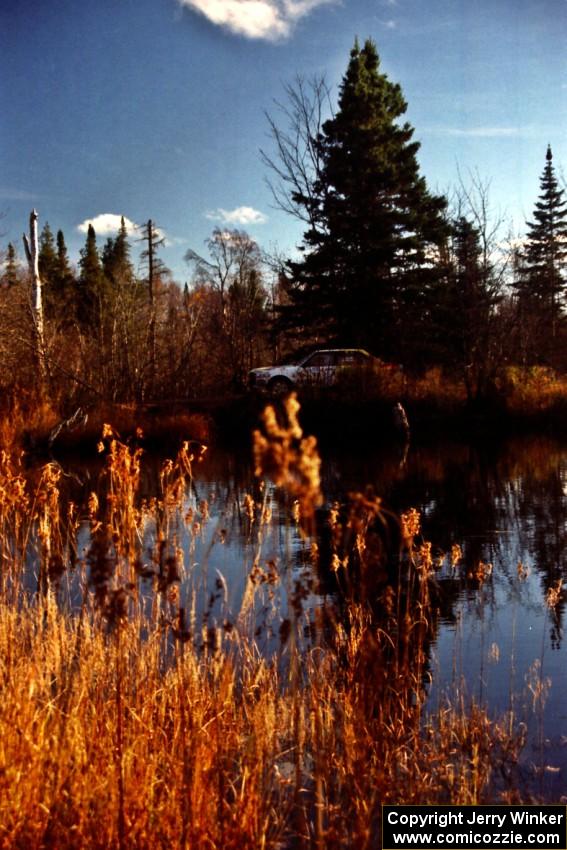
{"left": 268, "top": 377, "right": 294, "bottom": 396}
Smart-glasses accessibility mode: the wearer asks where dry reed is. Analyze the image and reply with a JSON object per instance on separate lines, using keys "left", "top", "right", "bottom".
{"left": 0, "top": 403, "right": 529, "bottom": 849}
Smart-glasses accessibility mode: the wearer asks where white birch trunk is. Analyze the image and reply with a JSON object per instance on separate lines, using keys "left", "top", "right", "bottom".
{"left": 23, "top": 209, "right": 46, "bottom": 376}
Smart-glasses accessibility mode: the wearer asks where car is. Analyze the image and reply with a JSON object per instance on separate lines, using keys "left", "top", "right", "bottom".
{"left": 248, "top": 348, "right": 393, "bottom": 394}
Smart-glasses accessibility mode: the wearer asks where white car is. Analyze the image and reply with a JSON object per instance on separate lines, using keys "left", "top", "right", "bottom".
{"left": 249, "top": 348, "right": 388, "bottom": 394}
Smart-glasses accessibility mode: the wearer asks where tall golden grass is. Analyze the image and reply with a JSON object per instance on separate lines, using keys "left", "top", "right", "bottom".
{"left": 0, "top": 400, "right": 527, "bottom": 849}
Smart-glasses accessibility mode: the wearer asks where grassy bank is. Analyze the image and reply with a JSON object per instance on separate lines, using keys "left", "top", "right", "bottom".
{"left": 4, "top": 364, "right": 567, "bottom": 456}
{"left": 216, "top": 368, "right": 567, "bottom": 448}
{"left": 0, "top": 398, "right": 531, "bottom": 849}
{"left": 0, "top": 394, "right": 213, "bottom": 457}
{"left": 209, "top": 365, "right": 567, "bottom": 449}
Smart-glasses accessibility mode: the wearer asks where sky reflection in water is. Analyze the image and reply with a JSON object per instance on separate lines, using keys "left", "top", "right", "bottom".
{"left": 47, "top": 434, "right": 567, "bottom": 799}
{"left": 195, "top": 436, "right": 567, "bottom": 799}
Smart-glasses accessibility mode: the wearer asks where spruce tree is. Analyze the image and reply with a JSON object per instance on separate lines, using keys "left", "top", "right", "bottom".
{"left": 3, "top": 243, "right": 19, "bottom": 288}
{"left": 101, "top": 238, "right": 116, "bottom": 282}
{"left": 78, "top": 224, "right": 106, "bottom": 327}
{"left": 282, "top": 38, "right": 447, "bottom": 359}
{"left": 439, "top": 216, "right": 501, "bottom": 400}
{"left": 38, "top": 222, "right": 58, "bottom": 289}
{"left": 48, "top": 229, "right": 76, "bottom": 321}
{"left": 139, "top": 220, "right": 168, "bottom": 392}
{"left": 114, "top": 216, "right": 134, "bottom": 284}
{"left": 518, "top": 145, "right": 567, "bottom": 364}
{"left": 55, "top": 230, "right": 72, "bottom": 280}
{"left": 102, "top": 216, "right": 134, "bottom": 288}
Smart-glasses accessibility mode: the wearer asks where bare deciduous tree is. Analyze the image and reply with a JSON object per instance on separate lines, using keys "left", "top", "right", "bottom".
{"left": 185, "top": 229, "right": 269, "bottom": 389}
{"left": 260, "top": 75, "right": 333, "bottom": 232}
{"left": 443, "top": 172, "right": 513, "bottom": 401}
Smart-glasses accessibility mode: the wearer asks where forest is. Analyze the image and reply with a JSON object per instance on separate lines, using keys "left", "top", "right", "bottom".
{"left": 0, "top": 35, "right": 566, "bottom": 849}
{"left": 1, "top": 39, "right": 567, "bottom": 445}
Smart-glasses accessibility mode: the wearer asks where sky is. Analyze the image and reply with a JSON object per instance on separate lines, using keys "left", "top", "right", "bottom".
{"left": 1, "top": 0, "right": 566, "bottom": 283}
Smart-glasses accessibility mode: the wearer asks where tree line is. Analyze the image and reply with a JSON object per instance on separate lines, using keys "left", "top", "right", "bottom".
{"left": 1, "top": 37, "right": 566, "bottom": 413}
{"left": 265, "top": 39, "right": 567, "bottom": 403}
{"left": 0, "top": 217, "right": 272, "bottom": 410}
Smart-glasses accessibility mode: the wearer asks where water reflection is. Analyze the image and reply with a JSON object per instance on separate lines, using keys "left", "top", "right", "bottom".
{"left": 41, "top": 433, "right": 567, "bottom": 798}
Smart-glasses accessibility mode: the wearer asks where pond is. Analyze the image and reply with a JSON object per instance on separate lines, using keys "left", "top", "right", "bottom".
{"left": 27, "top": 429, "right": 567, "bottom": 801}
{"left": 183, "top": 432, "right": 567, "bottom": 801}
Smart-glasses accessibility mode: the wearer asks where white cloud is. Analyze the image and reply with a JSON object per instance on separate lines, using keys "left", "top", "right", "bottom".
{"left": 77, "top": 214, "right": 171, "bottom": 247}
{"left": 77, "top": 213, "right": 138, "bottom": 236}
{"left": 205, "top": 206, "right": 268, "bottom": 225}
{"left": 177, "top": 0, "right": 335, "bottom": 41}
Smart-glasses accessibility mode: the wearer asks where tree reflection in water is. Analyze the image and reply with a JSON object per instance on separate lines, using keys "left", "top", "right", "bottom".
{"left": 41, "top": 431, "right": 567, "bottom": 800}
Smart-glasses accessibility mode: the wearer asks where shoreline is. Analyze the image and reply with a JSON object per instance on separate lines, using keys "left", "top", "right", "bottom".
{"left": 12, "top": 389, "right": 567, "bottom": 459}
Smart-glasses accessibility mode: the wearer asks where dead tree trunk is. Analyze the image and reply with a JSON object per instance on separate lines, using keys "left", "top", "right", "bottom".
{"left": 139, "top": 218, "right": 165, "bottom": 398}
{"left": 146, "top": 219, "right": 157, "bottom": 395}
{"left": 23, "top": 209, "right": 47, "bottom": 382}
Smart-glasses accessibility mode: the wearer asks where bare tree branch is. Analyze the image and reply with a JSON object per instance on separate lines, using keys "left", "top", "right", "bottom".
{"left": 260, "top": 75, "right": 333, "bottom": 232}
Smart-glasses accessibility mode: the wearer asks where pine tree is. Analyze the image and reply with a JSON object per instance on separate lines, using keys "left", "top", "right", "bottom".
{"left": 282, "top": 38, "right": 447, "bottom": 359}
{"left": 52, "top": 230, "right": 76, "bottom": 320}
{"left": 439, "top": 216, "right": 501, "bottom": 401}
{"left": 78, "top": 224, "right": 106, "bottom": 327}
{"left": 517, "top": 145, "right": 567, "bottom": 364}
{"left": 38, "top": 222, "right": 58, "bottom": 289}
{"left": 3, "top": 242, "right": 19, "bottom": 288}
{"left": 114, "top": 216, "right": 134, "bottom": 284}
{"left": 55, "top": 229, "right": 72, "bottom": 281}
{"left": 139, "top": 220, "right": 168, "bottom": 393}
{"left": 40, "top": 228, "right": 76, "bottom": 320}
{"left": 101, "top": 237, "right": 116, "bottom": 282}
{"left": 102, "top": 216, "right": 134, "bottom": 288}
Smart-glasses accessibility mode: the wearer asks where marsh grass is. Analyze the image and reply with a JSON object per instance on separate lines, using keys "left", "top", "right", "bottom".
{"left": 0, "top": 400, "right": 529, "bottom": 849}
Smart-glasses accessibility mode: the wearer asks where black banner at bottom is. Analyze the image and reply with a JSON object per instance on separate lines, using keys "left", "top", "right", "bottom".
{"left": 382, "top": 806, "right": 567, "bottom": 850}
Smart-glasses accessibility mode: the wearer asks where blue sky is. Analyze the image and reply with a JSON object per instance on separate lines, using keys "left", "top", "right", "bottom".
{"left": 1, "top": 0, "right": 566, "bottom": 282}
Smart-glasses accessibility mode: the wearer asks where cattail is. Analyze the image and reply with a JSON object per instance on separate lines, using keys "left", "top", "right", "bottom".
{"left": 253, "top": 394, "right": 322, "bottom": 528}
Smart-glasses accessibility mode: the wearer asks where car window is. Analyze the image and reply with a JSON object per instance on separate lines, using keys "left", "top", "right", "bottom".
{"left": 303, "top": 352, "right": 334, "bottom": 368}
{"left": 336, "top": 351, "right": 368, "bottom": 366}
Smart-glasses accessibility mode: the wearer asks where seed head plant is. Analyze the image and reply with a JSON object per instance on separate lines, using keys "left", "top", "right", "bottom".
{"left": 0, "top": 408, "right": 534, "bottom": 849}
{"left": 253, "top": 393, "right": 322, "bottom": 530}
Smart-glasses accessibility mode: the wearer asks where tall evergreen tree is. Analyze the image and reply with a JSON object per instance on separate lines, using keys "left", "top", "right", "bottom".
{"left": 439, "top": 216, "right": 502, "bottom": 401}
{"left": 281, "top": 38, "right": 448, "bottom": 359}
{"left": 3, "top": 243, "right": 19, "bottom": 288}
{"left": 140, "top": 219, "right": 168, "bottom": 393}
{"left": 102, "top": 216, "right": 134, "bottom": 288}
{"left": 101, "top": 237, "right": 116, "bottom": 282}
{"left": 114, "top": 216, "right": 134, "bottom": 283}
{"left": 55, "top": 229, "right": 72, "bottom": 279}
{"left": 78, "top": 224, "right": 106, "bottom": 326}
{"left": 516, "top": 146, "right": 567, "bottom": 364}
{"left": 38, "top": 222, "right": 58, "bottom": 289}
{"left": 49, "top": 229, "right": 76, "bottom": 321}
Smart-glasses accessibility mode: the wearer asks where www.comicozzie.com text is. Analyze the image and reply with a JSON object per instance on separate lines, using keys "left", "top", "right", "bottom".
{"left": 384, "top": 809, "right": 565, "bottom": 848}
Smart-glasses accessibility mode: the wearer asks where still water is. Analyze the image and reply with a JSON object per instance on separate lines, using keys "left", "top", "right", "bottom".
{"left": 200, "top": 435, "right": 567, "bottom": 801}
{"left": 52, "top": 432, "right": 567, "bottom": 800}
